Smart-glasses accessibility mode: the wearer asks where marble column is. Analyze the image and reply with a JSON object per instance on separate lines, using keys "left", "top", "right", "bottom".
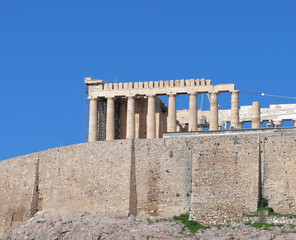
{"left": 231, "top": 90, "right": 240, "bottom": 129}
{"left": 106, "top": 97, "right": 115, "bottom": 140}
{"left": 210, "top": 91, "right": 219, "bottom": 131}
{"left": 252, "top": 101, "right": 261, "bottom": 129}
{"left": 147, "top": 95, "right": 156, "bottom": 138}
{"left": 88, "top": 97, "right": 98, "bottom": 142}
{"left": 189, "top": 92, "right": 197, "bottom": 131}
{"left": 126, "top": 96, "right": 135, "bottom": 139}
{"left": 167, "top": 94, "right": 177, "bottom": 132}
{"left": 119, "top": 98, "right": 127, "bottom": 139}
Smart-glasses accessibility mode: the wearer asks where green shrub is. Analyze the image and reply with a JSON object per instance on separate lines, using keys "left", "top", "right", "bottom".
{"left": 258, "top": 206, "right": 274, "bottom": 212}
{"left": 259, "top": 196, "right": 269, "bottom": 207}
{"left": 173, "top": 214, "right": 209, "bottom": 233}
{"left": 247, "top": 222, "right": 283, "bottom": 230}
{"left": 146, "top": 218, "right": 153, "bottom": 225}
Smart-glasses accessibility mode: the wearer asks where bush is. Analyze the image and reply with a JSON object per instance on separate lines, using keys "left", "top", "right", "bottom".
{"left": 259, "top": 196, "right": 268, "bottom": 207}
{"left": 258, "top": 206, "right": 274, "bottom": 212}
{"left": 247, "top": 222, "right": 283, "bottom": 230}
{"left": 146, "top": 218, "right": 153, "bottom": 225}
{"left": 173, "top": 214, "right": 209, "bottom": 233}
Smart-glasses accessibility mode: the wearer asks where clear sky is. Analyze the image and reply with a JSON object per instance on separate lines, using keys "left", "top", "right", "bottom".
{"left": 1, "top": 0, "right": 295, "bottom": 161}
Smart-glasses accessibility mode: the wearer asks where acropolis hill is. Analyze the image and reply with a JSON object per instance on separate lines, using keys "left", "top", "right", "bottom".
{"left": 1, "top": 77, "right": 296, "bottom": 238}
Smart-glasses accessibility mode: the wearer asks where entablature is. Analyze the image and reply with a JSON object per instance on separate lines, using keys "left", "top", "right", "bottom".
{"left": 85, "top": 77, "right": 235, "bottom": 98}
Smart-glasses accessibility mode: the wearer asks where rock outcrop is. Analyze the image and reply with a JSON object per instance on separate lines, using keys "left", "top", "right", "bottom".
{"left": 5, "top": 212, "right": 296, "bottom": 240}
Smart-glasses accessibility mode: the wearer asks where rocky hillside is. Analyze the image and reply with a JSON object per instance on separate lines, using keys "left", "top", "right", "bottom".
{"left": 5, "top": 212, "right": 296, "bottom": 240}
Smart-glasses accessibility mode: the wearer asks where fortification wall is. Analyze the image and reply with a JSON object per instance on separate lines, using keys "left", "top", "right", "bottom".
{"left": 190, "top": 135, "right": 259, "bottom": 225}
{"left": 0, "top": 155, "right": 36, "bottom": 237}
{"left": 37, "top": 141, "right": 132, "bottom": 217}
{"left": 1, "top": 130, "right": 296, "bottom": 237}
{"left": 261, "top": 131, "right": 296, "bottom": 214}
{"left": 0, "top": 141, "right": 133, "bottom": 238}
{"left": 134, "top": 138, "right": 192, "bottom": 217}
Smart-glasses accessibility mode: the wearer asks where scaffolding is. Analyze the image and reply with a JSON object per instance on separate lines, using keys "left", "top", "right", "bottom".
{"left": 84, "top": 74, "right": 120, "bottom": 141}
{"left": 98, "top": 100, "right": 107, "bottom": 140}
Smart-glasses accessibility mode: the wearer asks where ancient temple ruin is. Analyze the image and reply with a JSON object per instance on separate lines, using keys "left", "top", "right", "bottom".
{"left": 85, "top": 77, "right": 296, "bottom": 142}
{"left": 84, "top": 77, "right": 239, "bottom": 141}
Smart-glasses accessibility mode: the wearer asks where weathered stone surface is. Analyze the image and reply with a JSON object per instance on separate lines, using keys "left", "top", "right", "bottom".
{"left": 0, "top": 154, "right": 37, "bottom": 238}
{"left": 5, "top": 212, "right": 296, "bottom": 240}
{"left": 261, "top": 131, "right": 296, "bottom": 214}
{"left": 1, "top": 130, "right": 296, "bottom": 238}
{"left": 190, "top": 134, "right": 259, "bottom": 225}
{"left": 37, "top": 141, "right": 132, "bottom": 217}
{"left": 243, "top": 215, "right": 296, "bottom": 225}
{"left": 135, "top": 138, "right": 192, "bottom": 217}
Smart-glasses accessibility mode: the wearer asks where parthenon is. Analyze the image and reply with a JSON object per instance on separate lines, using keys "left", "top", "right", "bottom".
{"left": 85, "top": 77, "right": 240, "bottom": 141}
{"left": 85, "top": 77, "right": 296, "bottom": 142}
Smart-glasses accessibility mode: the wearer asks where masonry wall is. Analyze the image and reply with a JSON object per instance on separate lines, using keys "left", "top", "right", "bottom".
{"left": 190, "top": 135, "right": 260, "bottom": 225}
{"left": 37, "top": 141, "right": 132, "bottom": 217}
{"left": 0, "top": 141, "right": 133, "bottom": 238}
{"left": 134, "top": 138, "right": 192, "bottom": 217}
{"left": 1, "top": 130, "right": 296, "bottom": 238}
{"left": 0, "top": 154, "right": 36, "bottom": 237}
{"left": 261, "top": 131, "right": 296, "bottom": 214}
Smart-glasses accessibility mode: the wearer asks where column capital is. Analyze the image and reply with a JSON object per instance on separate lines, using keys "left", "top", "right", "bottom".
{"left": 209, "top": 91, "right": 220, "bottom": 95}
{"left": 230, "top": 90, "right": 240, "bottom": 94}
{"left": 188, "top": 91, "right": 198, "bottom": 96}
{"left": 167, "top": 93, "right": 177, "bottom": 97}
{"left": 88, "top": 96, "right": 98, "bottom": 101}
{"left": 127, "top": 95, "right": 135, "bottom": 99}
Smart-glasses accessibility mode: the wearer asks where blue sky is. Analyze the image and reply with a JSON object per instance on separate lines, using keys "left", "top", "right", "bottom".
{"left": 1, "top": 0, "right": 295, "bottom": 161}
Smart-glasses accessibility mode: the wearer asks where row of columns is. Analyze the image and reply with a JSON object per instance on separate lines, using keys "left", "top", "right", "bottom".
{"left": 88, "top": 90, "right": 241, "bottom": 142}
{"left": 203, "top": 90, "right": 240, "bottom": 131}
{"left": 88, "top": 95, "right": 159, "bottom": 142}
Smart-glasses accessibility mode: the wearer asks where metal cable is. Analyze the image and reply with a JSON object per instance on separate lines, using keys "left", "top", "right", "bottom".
{"left": 240, "top": 90, "right": 296, "bottom": 100}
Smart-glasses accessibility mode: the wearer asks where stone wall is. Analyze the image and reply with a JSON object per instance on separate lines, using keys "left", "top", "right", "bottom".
{"left": 261, "top": 131, "right": 296, "bottom": 214}
{"left": 37, "top": 141, "right": 132, "bottom": 217}
{"left": 134, "top": 138, "right": 192, "bottom": 217}
{"left": 1, "top": 129, "right": 296, "bottom": 238}
{"left": 0, "top": 141, "right": 133, "bottom": 238}
{"left": 0, "top": 154, "right": 36, "bottom": 237}
{"left": 189, "top": 135, "right": 259, "bottom": 225}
